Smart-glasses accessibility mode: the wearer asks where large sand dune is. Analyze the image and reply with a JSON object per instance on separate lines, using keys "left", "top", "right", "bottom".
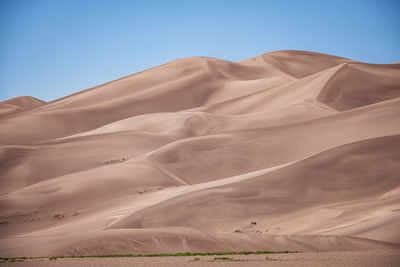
{"left": 0, "top": 50, "right": 399, "bottom": 257}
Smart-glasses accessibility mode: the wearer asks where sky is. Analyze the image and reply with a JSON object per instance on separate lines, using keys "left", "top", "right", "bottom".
{"left": 0, "top": 0, "right": 399, "bottom": 102}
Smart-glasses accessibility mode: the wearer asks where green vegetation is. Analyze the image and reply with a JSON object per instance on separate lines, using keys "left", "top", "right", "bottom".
{"left": 0, "top": 257, "right": 30, "bottom": 263}
{"left": 0, "top": 250, "right": 299, "bottom": 262}
{"left": 234, "top": 229, "right": 242, "bottom": 233}
{"left": 251, "top": 221, "right": 257, "bottom": 225}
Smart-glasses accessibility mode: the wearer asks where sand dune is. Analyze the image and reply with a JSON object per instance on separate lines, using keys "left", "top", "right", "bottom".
{"left": 0, "top": 50, "right": 399, "bottom": 257}
{"left": 112, "top": 135, "right": 400, "bottom": 241}
{"left": 0, "top": 96, "right": 45, "bottom": 118}
{"left": 318, "top": 63, "right": 400, "bottom": 110}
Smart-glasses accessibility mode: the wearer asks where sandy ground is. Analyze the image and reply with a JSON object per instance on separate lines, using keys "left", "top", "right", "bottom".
{"left": 2, "top": 250, "right": 400, "bottom": 267}
{"left": 0, "top": 50, "right": 399, "bottom": 257}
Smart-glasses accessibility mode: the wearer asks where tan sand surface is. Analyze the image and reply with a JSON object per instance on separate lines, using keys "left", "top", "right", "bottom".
{"left": 0, "top": 50, "right": 399, "bottom": 258}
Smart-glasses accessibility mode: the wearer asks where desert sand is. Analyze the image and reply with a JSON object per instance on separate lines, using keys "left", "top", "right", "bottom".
{"left": 0, "top": 50, "right": 399, "bottom": 261}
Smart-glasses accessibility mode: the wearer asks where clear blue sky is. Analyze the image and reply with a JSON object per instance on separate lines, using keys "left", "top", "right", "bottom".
{"left": 1, "top": 0, "right": 399, "bottom": 102}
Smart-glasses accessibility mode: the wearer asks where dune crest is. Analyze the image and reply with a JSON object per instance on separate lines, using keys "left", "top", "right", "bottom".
{"left": 0, "top": 50, "right": 399, "bottom": 257}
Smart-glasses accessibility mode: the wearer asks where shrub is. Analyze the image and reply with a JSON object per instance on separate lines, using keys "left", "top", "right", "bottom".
{"left": 53, "top": 214, "right": 64, "bottom": 219}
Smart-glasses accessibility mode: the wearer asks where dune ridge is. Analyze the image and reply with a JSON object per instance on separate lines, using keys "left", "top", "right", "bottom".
{"left": 0, "top": 50, "right": 399, "bottom": 257}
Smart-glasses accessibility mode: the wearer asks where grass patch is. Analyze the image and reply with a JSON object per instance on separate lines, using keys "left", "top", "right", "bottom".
{"left": 0, "top": 250, "right": 299, "bottom": 262}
